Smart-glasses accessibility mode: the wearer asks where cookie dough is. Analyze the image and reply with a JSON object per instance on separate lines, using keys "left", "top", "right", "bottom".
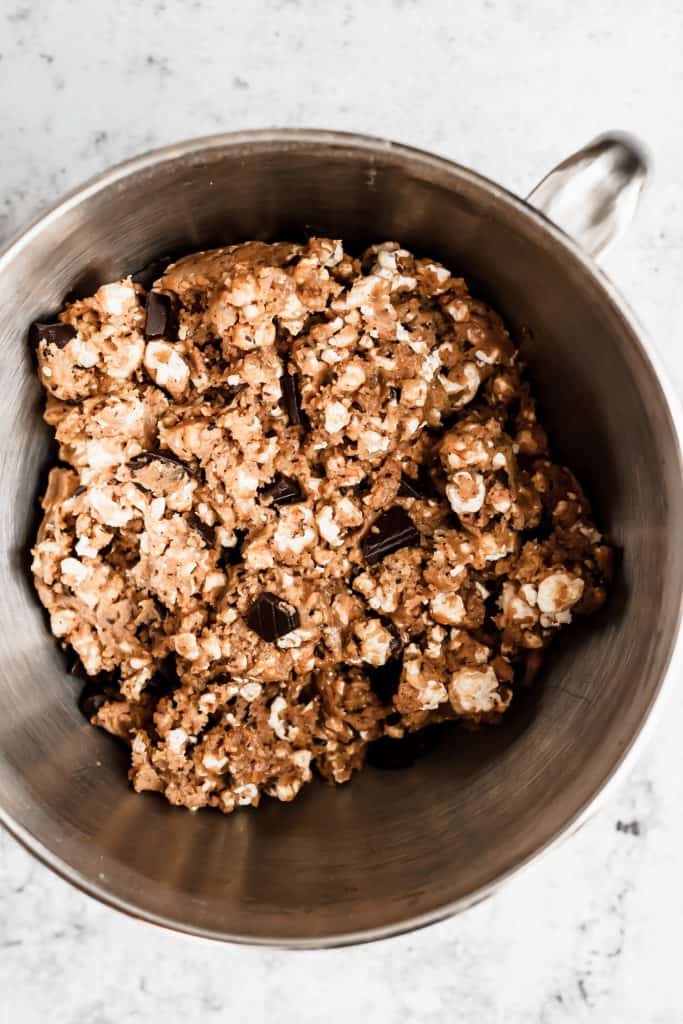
{"left": 31, "top": 238, "right": 611, "bottom": 813}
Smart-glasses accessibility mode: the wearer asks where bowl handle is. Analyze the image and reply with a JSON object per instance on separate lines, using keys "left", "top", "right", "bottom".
{"left": 526, "top": 132, "right": 650, "bottom": 258}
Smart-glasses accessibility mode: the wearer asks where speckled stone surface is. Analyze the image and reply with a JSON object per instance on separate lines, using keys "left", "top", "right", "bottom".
{"left": 2, "top": 1, "right": 683, "bottom": 1020}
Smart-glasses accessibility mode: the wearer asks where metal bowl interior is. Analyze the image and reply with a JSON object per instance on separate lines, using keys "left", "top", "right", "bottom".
{"left": 0, "top": 131, "right": 681, "bottom": 947}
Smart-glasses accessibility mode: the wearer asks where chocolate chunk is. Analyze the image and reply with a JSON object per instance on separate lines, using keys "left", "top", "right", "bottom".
{"left": 261, "top": 474, "right": 303, "bottom": 506}
{"left": 187, "top": 512, "right": 215, "bottom": 547}
{"left": 30, "top": 321, "right": 77, "bottom": 349}
{"left": 366, "top": 656, "right": 403, "bottom": 705}
{"left": 129, "top": 450, "right": 193, "bottom": 496}
{"left": 388, "top": 386, "right": 401, "bottom": 403}
{"left": 131, "top": 254, "right": 177, "bottom": 290}
{"left": 246, "top": 592, "right": 300, "bottom": 642}
{"left": 218, "top": 529, "right": 247, "bottom": 568}
{"left": 73, "top": 485, "right": 87, "bottom": 497}
{"left": 128, "top": 450, "right": 191, "bottom": 474}
{"left": 361, "top": 506, "right": 420, "bottom": 566}
{"left": 281, "top": 370, "right": 306, "bottom": 427}
{"left": 144, "top": 292, "right": 174, "bottom": 339}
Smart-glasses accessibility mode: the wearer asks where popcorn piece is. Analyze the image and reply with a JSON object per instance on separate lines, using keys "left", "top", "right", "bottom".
{"left": 537, "top": 572, "right": 584, "bottom": 615}
{"left": 446, "top": 471, "right": 486, "bottom": 515}
{"left": 144, "top": 340, "right": 190, "bottom": 398}
{"left": 448, "top": 666, "right": 502, "bottom": 716}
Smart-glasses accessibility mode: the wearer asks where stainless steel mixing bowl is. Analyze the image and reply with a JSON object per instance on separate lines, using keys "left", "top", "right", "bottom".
{"left": 1, "top": 130, "right": 681, "bottom": 947}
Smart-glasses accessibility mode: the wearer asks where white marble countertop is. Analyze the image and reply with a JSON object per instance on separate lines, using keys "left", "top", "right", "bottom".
{"left": 2, "top": 1, "right": 683, "bottom": 1020}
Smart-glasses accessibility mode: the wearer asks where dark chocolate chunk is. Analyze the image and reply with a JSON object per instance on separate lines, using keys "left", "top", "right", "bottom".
{"left": 128, "top": 450, "right": 191, "bottom": 474}
{"left": 361, "top": 505, "right": 420, "bottom": 566}
{"left": 73, "top": 485, "right": 87, "bottom": 497}
{"left": 261, "top": 473, "right": 303, "bottom": 506}
{"left": 30, "top": 321, "right": 77, "bottom": 349}
{"left": 281, "top": 370, "right": 306, "bottom": 427}
{"left": 246, "top": 591, "right": 300, "bottom": 642}
{"left": 388, "top": 386, "right": 401, "bottom": 403}
{"left": 366, "top": 656, "right": 403, "bottom": 705}
{"left": 218, "top": 528, "right": 247, "bottom": 568}
{"left": 144, "top": 291, "right": 174, "bottom": 339}
{"left": 187, "top": 512, "right": 215, "bottom": 547}
{"left": 129, "top": 450, "right": 193, "bottom": 496}
{"left": 131, "top": 254, "right": 177, "bottom": 290}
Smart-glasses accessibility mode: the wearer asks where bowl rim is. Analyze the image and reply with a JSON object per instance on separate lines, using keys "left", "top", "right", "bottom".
{"left": 2, "top": 127, "right": 683, "bottom": 948}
